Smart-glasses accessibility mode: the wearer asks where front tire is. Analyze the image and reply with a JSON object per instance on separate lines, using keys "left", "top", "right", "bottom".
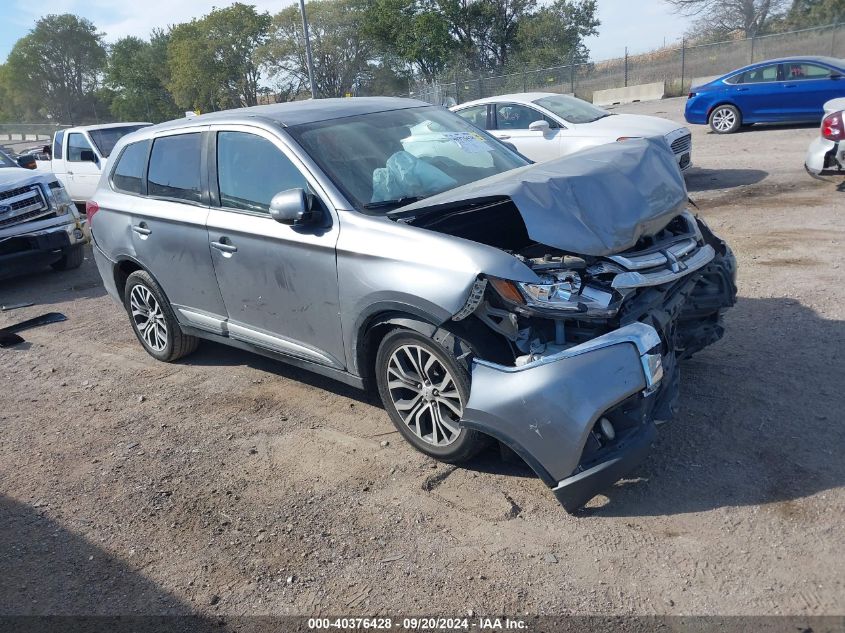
{"left": 375, "top": 329, "right": 487, "bottom": 463}
{"left": 123, "top": 270, "right": 198, "bottom": 362}
{"left": 709, "top": 105, "right": 742, "bottom": 134}
{"left": 51, "top": 245, "right": 84, "bottom": 271}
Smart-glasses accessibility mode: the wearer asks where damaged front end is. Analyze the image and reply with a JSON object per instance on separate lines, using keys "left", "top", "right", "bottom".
{"left": 454, "top": 211, "right": 736, "bottom": 511}
{"left": 397, "top": 140, "right": 737, "bottom": 511}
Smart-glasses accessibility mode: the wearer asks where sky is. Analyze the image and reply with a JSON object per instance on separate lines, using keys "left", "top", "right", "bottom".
{"left": 0, "top": 0, "right": 694, "bottom": 65}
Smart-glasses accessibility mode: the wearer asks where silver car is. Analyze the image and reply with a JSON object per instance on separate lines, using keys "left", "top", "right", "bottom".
{"left": 805, "top": 97, "right": 845, "bottom": 179}
{"left": 90, "top": 98, "right": 736, "bottom": 511}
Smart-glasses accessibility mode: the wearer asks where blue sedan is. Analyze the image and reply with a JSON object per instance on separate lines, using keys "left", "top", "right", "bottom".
{"left": 685, "top": 56, "right": 845, "bottom": 133}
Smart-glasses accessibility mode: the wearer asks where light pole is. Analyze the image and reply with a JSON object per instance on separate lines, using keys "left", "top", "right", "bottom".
{"left": 298, "top": 0, "right": 318, "bottom": 99}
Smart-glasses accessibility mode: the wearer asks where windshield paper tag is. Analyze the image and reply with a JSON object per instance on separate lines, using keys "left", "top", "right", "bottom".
{"left": 443, "top": 132, "right": 492, "bottom": 154}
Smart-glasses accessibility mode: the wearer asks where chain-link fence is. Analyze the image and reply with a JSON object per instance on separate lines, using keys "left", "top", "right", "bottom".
{"left": 412, "top": 22, "right": 845, "bottom": 105}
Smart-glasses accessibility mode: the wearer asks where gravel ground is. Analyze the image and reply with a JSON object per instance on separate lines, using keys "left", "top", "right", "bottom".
{"left": 1, "top": 97, "right": 843, "bottom": 619}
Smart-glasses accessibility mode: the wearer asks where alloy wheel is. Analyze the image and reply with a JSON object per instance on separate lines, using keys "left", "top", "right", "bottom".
{"left": 712, "top": 107, "right": 737, "bottom": 132}
{"left": 129, "top": 285, "right": 168, "bottom": 352}
{"left": 386, "top": 344, "right": 463, "bottom": 447}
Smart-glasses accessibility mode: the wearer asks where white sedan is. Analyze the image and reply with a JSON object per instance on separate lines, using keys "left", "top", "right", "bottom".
{"left": 451, "top": 92, "right": 692, "bottom": 171}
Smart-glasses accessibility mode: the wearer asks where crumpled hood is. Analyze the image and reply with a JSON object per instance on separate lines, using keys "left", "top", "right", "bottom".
{"left": 398, "top": 137, "right": 688, "bottom": 257}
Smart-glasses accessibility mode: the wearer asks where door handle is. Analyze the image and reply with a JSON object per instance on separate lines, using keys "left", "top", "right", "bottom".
{"left": 66, "top": 171, "right": 74, "bottom": 175}
{"left": 497, "top": 134, "right": 511, "bottom": 139}
{"left": 211, "top": 238, "right": 238, "bottom": 254}
{"left": 131, "top": 223, "right": 151, "bottom": 236}
{"left": 737, "top": 88, "right": 749, "bottom": 92}
{"left": 785, "top": 84, "right": 797, "bottom": 88}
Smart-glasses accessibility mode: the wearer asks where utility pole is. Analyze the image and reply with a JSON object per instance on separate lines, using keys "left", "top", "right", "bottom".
{"left": 298, "top": 0, "right": 318, "bottom": 99}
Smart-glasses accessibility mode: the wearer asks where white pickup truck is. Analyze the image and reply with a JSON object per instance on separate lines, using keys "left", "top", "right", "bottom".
{"left": 37, "top": 122, "right": 150, "bottom": 205}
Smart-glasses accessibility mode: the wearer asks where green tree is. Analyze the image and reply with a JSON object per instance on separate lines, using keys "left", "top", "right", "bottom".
{"left": 261, "top": 0, "right": 374, "bottom": 98}
{"left": 515, "top": 0, "right": 599, "bottom": 68}
{"left": 204, "top": 3, "right": 272, "bottom": 107}
{"left": 782, "top": 0, "right": 845, "bottom": 27}
{"left": 168, "top": 3, "right": 271, "bottom": 112}
{"left": 107, "top": 34, "right": 179, "bottom": 122}
{"left": 365, "top": 0, "right": 453, "bottom": 81}
{"left": 5, "top": 14, "right": 107, "bottom": 124}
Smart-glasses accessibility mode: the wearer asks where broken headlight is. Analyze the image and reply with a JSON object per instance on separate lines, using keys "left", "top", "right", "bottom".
{"left": 489, "top": 273, "right": 616, "bottom": 315}
{"left": 519, "top": 270, "right": 583, "bottom": 310}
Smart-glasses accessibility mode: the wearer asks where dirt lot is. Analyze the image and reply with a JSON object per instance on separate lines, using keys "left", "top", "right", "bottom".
{"left": 1, "top": 97, "right": 843, "bottom": 619}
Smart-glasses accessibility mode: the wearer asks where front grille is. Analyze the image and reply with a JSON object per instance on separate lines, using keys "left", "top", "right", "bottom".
{"left": 0, "top": 207, "right": 56, "bottom": 228}
{"left": 0, "top": 183, "right": 51, "bottom": 228}
{"left": 0, "top": 185, "right": 35, "bottom": 202}
{"left": 670, "top": 134, "right": 692, "bottom": 155}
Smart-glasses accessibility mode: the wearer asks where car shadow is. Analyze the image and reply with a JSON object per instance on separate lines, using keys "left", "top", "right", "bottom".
{"left": 0, "top": 495, "right": 221, "bottom": 630}
{"left": 0, "top": 246, "right": 106, "bottom": 309}
{"left": 176, "top": 296, "right": 843, "bottom": 518}
{"left": 685, "top": 167, "right": 768, "bottom": 192}
{"left": 592, "top": 296, "right": 845, "bottom": 517}
{"left": 731, "top": 121, "right": 820, "bottom": 133}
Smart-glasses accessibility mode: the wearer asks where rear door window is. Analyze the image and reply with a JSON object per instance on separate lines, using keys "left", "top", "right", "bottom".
{"left": 111, "top": 139, "right": 151, "bottom": 195}
{"left": 738, "top": 64, "right": 781, "bottom": 84}
{"left": 147, "top": 133, "right": 204, "bottom": 204}
{"left": 67, "top": 133, "right": 94, "bottom": 162}
{"left": 216, "top": 131, "right": 308, "bottom": 213}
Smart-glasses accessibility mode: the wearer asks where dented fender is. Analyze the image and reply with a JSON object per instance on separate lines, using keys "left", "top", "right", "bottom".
{"left": 460, "top": 322, "right": 662, "bottom": 487}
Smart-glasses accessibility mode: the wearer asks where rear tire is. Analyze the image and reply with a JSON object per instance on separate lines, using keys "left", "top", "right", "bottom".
{"left": 709, "top": 105, "right": 742, "bottom": 134}
{"left": 123, "top": 270, "right": 198, "bottom": 362}
{"left": 51, "top": 245, "right": 84, "bottom": 271}
{"left": 375, "top": 328, "right": 487, "bottom": 463}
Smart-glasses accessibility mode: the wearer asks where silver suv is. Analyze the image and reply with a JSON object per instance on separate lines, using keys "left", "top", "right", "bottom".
{"left": 90, "top": 98, "right": 736, "bottom": 511}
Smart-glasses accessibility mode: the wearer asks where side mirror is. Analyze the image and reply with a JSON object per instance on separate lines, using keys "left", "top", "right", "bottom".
{"left": 80, "top": 149, "right": 99, "bottom": 164}
{"left": 529, "top": 120, "right": 551, "bottom": 132}
{"left": 831, "top": 73, "right": 843, "bottom": 80}
{"left": 269, "top": 188, "right": 313, "bottom": 225}
{"left": 17, "top": 155, "right": 37, "bottom": 170}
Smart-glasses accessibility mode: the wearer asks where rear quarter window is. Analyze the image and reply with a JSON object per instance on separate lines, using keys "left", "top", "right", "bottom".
{"left": 147, "top": 133, "right": 204, "bottom": 204}
{"left": 111, "top": 139, "right": 151, "bottom": 195}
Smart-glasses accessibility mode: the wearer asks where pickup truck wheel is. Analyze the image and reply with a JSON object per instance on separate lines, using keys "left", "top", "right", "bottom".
{"left": 51, "top": 245, "right": 84, "bottom": 271}
{"left": 375, "top": 329, "right": 486, "bottom": 463}
{"left": 123, "top": 270, "right": 198, "bottom": 362}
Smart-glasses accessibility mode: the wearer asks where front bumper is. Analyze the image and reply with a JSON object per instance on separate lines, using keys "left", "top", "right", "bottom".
{"left": 0, "top": 219, "right": 88, "bottom": 278}
{"left": 805, "top": 136, "right": 843, "bottom": 178}
{"left": 460, "top": 322, "right": 665, "bottom": 511}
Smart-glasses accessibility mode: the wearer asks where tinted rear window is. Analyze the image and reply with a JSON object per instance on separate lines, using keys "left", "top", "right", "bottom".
{"left": 147, "top": 133, "right": 203, "bottom": 204}
{"left": 111, "top": 140, "right": 151, "bottom": 195}
{"left": 89, "top": 125, "right": 149, "bottom": 158}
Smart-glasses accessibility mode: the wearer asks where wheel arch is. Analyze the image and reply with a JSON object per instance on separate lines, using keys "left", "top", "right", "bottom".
{"left": 113, "top": 256, "right": 148, "bottom": 300}
{"left": 707, "top": 101, "right": 742, "bottom": 121}
{"left": 354, "top": 307, "right": 442, "bottom": 390}
{"left": 354, "top": 302, "right": 516, "bottom": 389}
